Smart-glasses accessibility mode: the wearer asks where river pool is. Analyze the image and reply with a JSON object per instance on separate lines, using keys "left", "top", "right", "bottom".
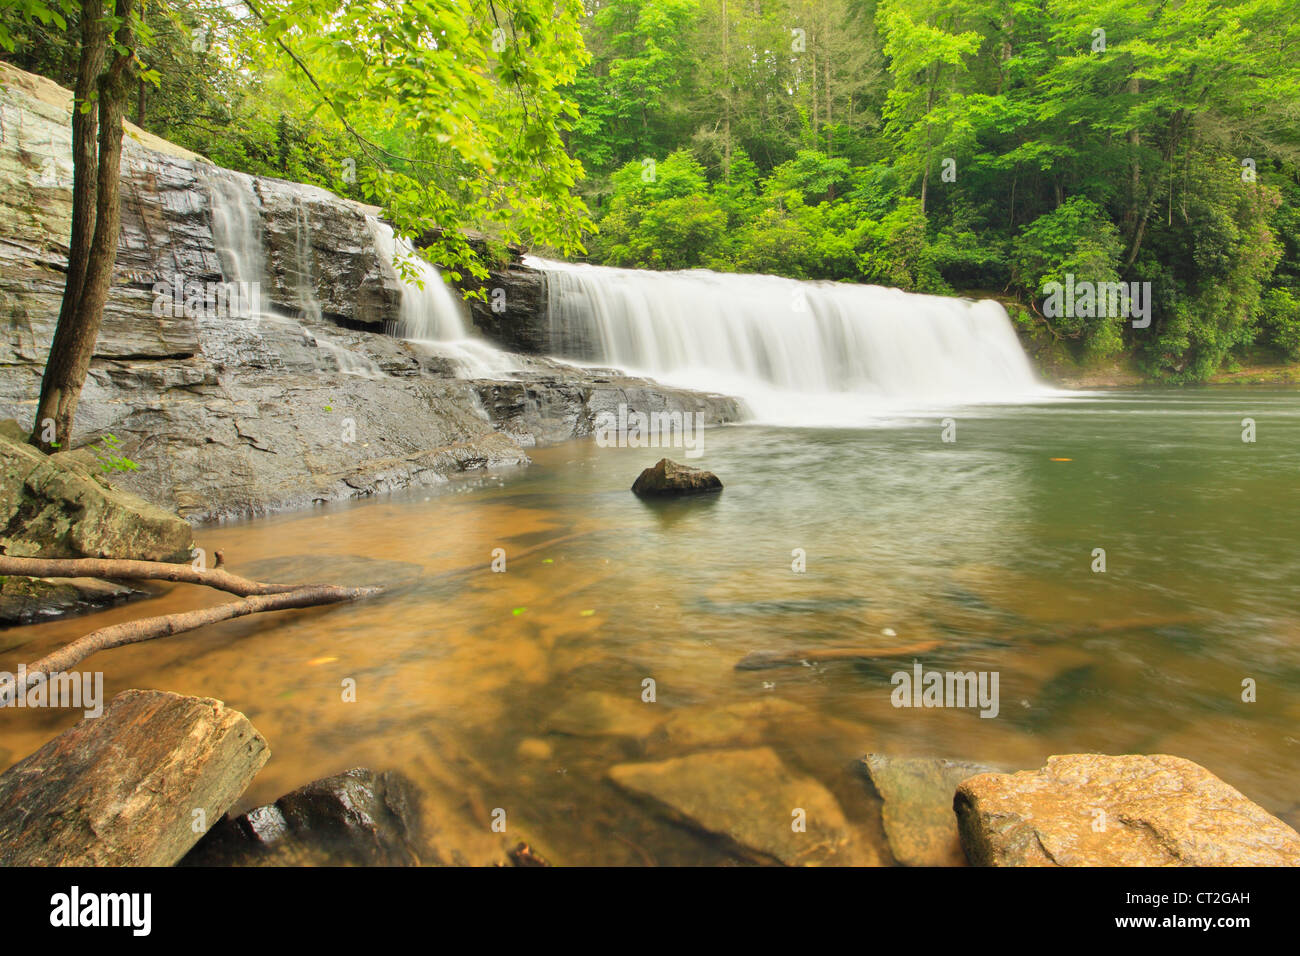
{"left": 3, "top": 388, "right": 1298, "bottom": 864}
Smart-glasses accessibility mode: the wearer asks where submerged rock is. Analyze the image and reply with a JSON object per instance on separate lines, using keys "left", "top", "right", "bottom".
{"left": 861, "top": 754, "right": 997, "bottom": 867}
{"left": 608, "top": 747, "right": 856, "bottom": 865}
{"left": 631, "top": 458, "right": 723, "bottom": 497}
{"left": 182, "top": 767, "right": 424, "bottom": 866}
{"left": 954, "top": 753, "right": 1300, "bottom": 866}
{"left": 0, "top": 574, "right": 146, "bottom": 626}
{"left": 654, "top": 698, "right": 811, "bottom": 751}
{"left": 547, "top": 690, "right": 665, "bottom": 739}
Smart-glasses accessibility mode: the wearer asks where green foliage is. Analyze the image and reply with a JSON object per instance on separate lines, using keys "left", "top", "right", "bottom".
{"left": 6, "top": 0, "right": 1300, "bottom": 380}
{"left": 91, "top": 434, "right": 138, "bottom": 473}
{"left": 1258, "top": 290, "right": 1300, "bottom": 361}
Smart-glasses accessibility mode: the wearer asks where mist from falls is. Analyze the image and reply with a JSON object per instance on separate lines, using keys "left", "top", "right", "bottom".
{"left": 526, "top": 256, "right": 1053, "bottom": 425}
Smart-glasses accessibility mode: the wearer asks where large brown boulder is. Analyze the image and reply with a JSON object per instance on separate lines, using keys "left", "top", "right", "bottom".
{"left": 954, "top": 753, "right": 1300, "bottom": 866}
{"left": 0, "top": 689, "right": 269, "bottom": 866}
{"left": 631, "top": 458, "right": 723, "bottom": 497}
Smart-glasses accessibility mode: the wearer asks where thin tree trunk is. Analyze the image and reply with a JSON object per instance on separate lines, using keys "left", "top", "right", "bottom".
{"left": 31, "top": 0, "right": 136, "bottom": 453}
{"left": 33, "top": 0, "right": 106, "bottom": 452}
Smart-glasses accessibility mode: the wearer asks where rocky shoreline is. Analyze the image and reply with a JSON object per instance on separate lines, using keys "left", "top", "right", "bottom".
{"left": 3, "top": 685, "right": 1297, "bottom": 867}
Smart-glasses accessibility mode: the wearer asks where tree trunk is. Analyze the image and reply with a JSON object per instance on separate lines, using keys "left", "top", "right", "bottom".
{"left": 30, "top": 0, "right": 135, "bottom": 453}
{"left": 21, "top": 583, "right": 382, "bottom": 679}
{"left": 32, "top": 0, "right": 106, "bottom": 452}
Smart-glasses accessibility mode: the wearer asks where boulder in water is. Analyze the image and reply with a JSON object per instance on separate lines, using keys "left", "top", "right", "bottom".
{"left": 954, "top": 753, "right": 1300, "bottom": 866}
{"left": 182, "top": 767, "right": 424, "bottom": 866}
{"left": 608, "top": 747, "right": 862, "bottom": 865}
{"left": 631, "top": 458, "right": 722, "bottom": 497}
{"left": 0, "top": 690, "right": 269, "bottom": 866}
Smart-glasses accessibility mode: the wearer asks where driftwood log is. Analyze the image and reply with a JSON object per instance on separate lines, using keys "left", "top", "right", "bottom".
{"left": 0, "top": 555, "right": 304, "bottom": 596}
{"left": 0, "top": 689, "right": 269, "bottom": 866}
{"left": 0, "top": 555, "right": 383, "bottom": 687}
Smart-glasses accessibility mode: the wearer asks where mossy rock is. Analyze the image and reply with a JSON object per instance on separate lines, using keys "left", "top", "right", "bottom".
{"left": 0, "top": 424, "right": 192, "bottom": 562}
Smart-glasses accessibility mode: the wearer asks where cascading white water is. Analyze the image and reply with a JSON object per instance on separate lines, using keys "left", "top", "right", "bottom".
{"left": 366, "top": 216, "right": 516, "bottom": 378}
{"left": 206, "top": 168, "right": 383, "bottom": 377}
{"left": 527, "top": 257, "right": 1053, "bottom": 425}
{"left": 290, "top": 201, "right": 323, "bottom": 323}
{"left": 208, "top": 170, "right": 265, "bottom": 295}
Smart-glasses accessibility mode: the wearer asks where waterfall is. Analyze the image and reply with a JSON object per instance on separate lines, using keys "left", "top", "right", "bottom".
{"left": 366, "top": 216, "right": 517, "bottom": 378}
{"left": 205, "top": 168, "right": 382, "bottom": 377}
{"left": 207, "top": 169, "right": 266, "bottom": 297}
{"left": 526, "top": 257, "right": 1052, "bottom": 425}
{"left": 290, "top": 201, "right": 323, "bottom": 323}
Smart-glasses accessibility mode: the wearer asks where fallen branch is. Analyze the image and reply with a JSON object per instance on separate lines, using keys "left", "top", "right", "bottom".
{"left": 0, "top": 555, "right": 304, "bottom": 597}
{"left": 17, "top": 584, "right": 382, "bottom": 684}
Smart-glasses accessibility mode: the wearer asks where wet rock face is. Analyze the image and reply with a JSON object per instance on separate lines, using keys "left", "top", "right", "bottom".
{"left": 456, "top": 260, "right": 550, "bottom": 353}
{"left": 631, "top": 458, "right": 724, "bottom": 497}
{"left": 182, "top": 768, "right": 425, "bottom": 867}
{"left": 954, "top": 753, "right": 1300, "bottom": 866}
{"left": 0, "top": 63, "right": 744, "bottom": 522}
{"left": 254, "top": 176, "right": 402, "bottom": 328}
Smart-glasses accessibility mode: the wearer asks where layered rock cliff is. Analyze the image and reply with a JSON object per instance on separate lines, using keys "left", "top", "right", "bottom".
{"left": 0, "top": 64, "right": 740, "bottom": 523}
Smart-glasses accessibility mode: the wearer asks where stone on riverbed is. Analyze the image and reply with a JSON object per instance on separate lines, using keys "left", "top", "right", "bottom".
{"left": 654, "top": 698, "right": 811, "bottom": 751}
{"left": 0, "top": 689, "right": 269, "bottom": 866}
{"left": 608, "top": 747, "right": 857, "bottom": 865}
{"left": 182, "top": 767, "right": 424, "bottom": 866}
{"left": 547, "top": 690, "right": 666, "bottom": 739}
{"left": 861, "top": 754, "right": 998, "bottom": 866}
{"left": 631, "top": 458, "right": 722, "bottom": 497}
{"left": 954, "top": 753, "right": 1300, "bottom": 866}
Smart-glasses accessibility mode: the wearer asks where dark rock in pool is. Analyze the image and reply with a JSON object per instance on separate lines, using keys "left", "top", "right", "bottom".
{"left": 181, "top": 767, "right": 424, "bottom": 866}
{"left": 631, "top": 458, "right": 723, "bottom": 497}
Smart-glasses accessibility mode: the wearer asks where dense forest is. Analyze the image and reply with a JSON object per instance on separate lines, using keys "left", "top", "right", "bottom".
{"left": 4, "top": 0, "right": 1299, "bottom": 380}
